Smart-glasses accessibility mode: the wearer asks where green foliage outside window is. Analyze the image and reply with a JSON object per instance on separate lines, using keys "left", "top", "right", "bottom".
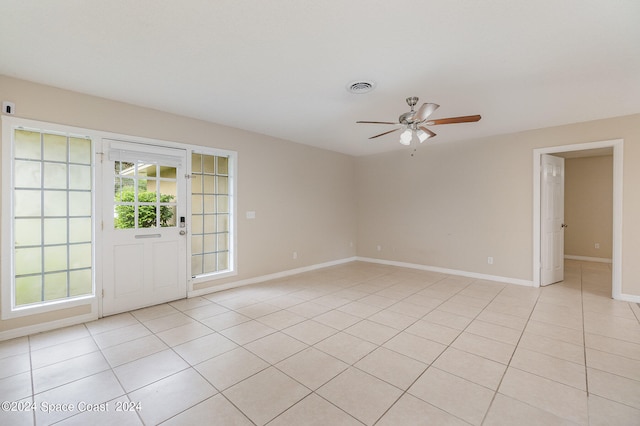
{"left": 114, "top": 189, "right": 175, "bottom": 228}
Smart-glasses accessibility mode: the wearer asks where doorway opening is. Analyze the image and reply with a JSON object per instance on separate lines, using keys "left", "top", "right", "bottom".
{"left": 533, "top": 139, "right": 623, "bottom": 299}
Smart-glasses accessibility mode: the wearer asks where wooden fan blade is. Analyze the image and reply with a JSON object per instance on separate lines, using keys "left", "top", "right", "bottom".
{"left": 369, "top": 128, "right": 400, "bottom": 139}
{"left": 418, "top": 126, "right": 436, "bottom": 138}
{"left": 425, "top": 115, "right": 481, "bottom": 125}
{"left": 356, "top": 121, "right": 398, "bottom": 125}
{"left": 415, "top": 103, "right": 440, "bottom": 122}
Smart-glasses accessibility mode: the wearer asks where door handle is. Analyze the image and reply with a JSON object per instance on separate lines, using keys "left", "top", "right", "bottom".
{"left": 179, "top": 230, "right": 186, "bottom": 236}
{"left": 561, "top": 224, "right": 568, "bottom": 228}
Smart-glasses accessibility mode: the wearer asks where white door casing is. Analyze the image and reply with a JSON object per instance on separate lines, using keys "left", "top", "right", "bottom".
{"left": 102, "top": 140, "right": 187, "bottom": 315}
{"left": 540, "top": 154, "right": 565, "bottom": 286}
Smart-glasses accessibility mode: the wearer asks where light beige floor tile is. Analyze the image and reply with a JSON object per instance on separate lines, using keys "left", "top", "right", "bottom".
{"left": 0, "top": 371, "right": 32, "bottom": 402}
{"left": 286, "top": 301, "right": 333, "bottom": 318}
{"left": 199, "top": 311, "right": 251, "bottom": 331}
{"left": 31, "top": 337, "right": 99, "bottom": 369}
{"left": 448, "top": 293, "right": 491, "bottom": 308}
{"left": 102, "top": 334, "right": 168, "bottom": 367}
{"left": 313, "top": 310, "right": 362, "bottom": 330}
{"left": 405, "top": 319, "right": 461, "bottom": 345}
{"left": 336, "top": 301, "right": 381, "bottom": 318}
{"left": 245, "top": 331, "right": 308, "bottom": 364}
{"left": 359, "top": 294, "right": 397, "bottom": 309}
{"left": 451, "top": 332, "right": 516, "bottom": 365}
{"left": 29, "top": 324, "right": 90, "bottom": 350}
{"left": 433, "top": 347, "right": 506, "bottom": 390}
{"left": 55, "top": 395, "right": 143, "bottom": 426}
{"left": 518, "top": 332, "right": 585, "bottom": 365}
{"left": 181, "top": 302, "right": 229, "bottom": 320}
{"left": 265, "top": 294, "right": 307, "bottom": 309}
{"left": 283, "top": 320, "right": 338, "bottom": 345}
{"left": 277, "top": 347, "right": 348, "bottom": 390}
{"left": 196, "top": 347, "right": 269, "bottom": 391}
{"left": 92, "top": 323, "right": 151, "bottom": 349}
{"left": 155, "top": 321, "right": 214, "bottom": 346}
{"left": 585, "top": 332, "right": 640, "bottom": 360}
{"left": 408, "top": 367, "right": 494, "bottom": 425}
{"left": 235, "top": 302, "right": 282, "bottom": 319}
{"left": 355, "top": 346, "right": 427, "bottom": 390}
{"left": 344, "top": 319, "right": 398, "bottom": 345}
{"left": 173, "top": 333, "right": 238, "bottom": 365}
{"left": 524, "top": 320, "right": 584, "bottom": 346}
{"left": 586, "top": 348, "right": 640, "bottom": 381}
{"left": 438, "top": 300, "right": 484, "bottom": 319}
{"left": 256, "top": 309, "right": 307, "bottom": 330}
{"left": 385, "top": 299, "right": 437, "bottom": 318}
{"left": 401, "top": 293, "right": 445, "bottom": 310}
{"left": 142, "top": 312, "right": 196, "bottom": 333}
{"left": 476, "top": 310, "right": 528, "bottom": 331}
{"left": 129, "top": 368, "right": 217, "bottom": 425}
{"left": 510, "top": 347, "right": 586, "bottom": 391}
{"left": 0, "top": 352, "right": 30, "bottom": 380}
{"left": 587, "top": 367, "right": 640, "bottom": 409}
{"left": 377, "top": 393, "right": 469, "bottom": 426}
{"left": 34, "top": 371, "right": 124, "bottom": 425}
{"left": 367, "top": 309, "right": 417, "bottom": 330}
{"left": 314, "top": 332, "right": 377, "bottom": 364}
{"left": 314, "top": 294, "right": 353, "bottom": 309}
{"left": 499, "top": 367, "right": 588, "bottom": 425}
{"left": 317, "top": 367, "right": 403, "bottom": 426}
{"left": 0, "top": 337, "right": 29, "bottom": 359}
{"left": 484, "top": 393, "right": 578, "bottom": 426}
{"left": 466, "top": 319, "right": 522, "bottom": 345}
{"left": 162, "top": 394, "right": 252, "bottom": 426}
{"left": 85, "top": 313, "right": 138, "bottom": 335}
{"left": 423, "top": 309, "right": 473, "bottom": 330}
{"left": 269, "top": 393, "right": 362, "bottom": 426}
{"left": 587, "top": 394, "right": 640, "bottom": 426}
{"left": 114, "top": 349, "right": 189, "bottom": 392}
{"left": 382, "top": 331, "right": 447, "bottom": 364}
{"left": 33, "top": 351, "right": 110, "bottom": 394}
{"left": 168, "top": 296, "right": 213, "bottom": 312}
{"left": 130, "top": 303, "right": 178, "bottom": 322}
{"left": 485, "top": 300, "right": 535, "bottom": 319}
{"left": 219, "top": 320, "right": 277, "bottom": 345}
{"left": 223, "top": 367, "right": 310, "bottom": 425}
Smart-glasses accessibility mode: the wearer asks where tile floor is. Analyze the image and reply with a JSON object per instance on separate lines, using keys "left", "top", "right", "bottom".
{"left": 1, "top": 260, "right": 639, "bottom": 425}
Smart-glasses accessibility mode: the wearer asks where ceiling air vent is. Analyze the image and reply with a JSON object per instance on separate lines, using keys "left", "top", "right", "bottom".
{"left": 347, "top": 80, "right": 376, "bottom": 94}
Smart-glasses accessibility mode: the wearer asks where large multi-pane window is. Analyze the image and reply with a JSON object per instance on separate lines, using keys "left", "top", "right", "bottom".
{"left": 191, "top": 153, "right": 231, "bottom": 276}
{"left": 11, "top": 128, "right": 93, "bottom": 308}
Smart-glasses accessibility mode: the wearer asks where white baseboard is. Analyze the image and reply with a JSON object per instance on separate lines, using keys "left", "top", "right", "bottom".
{"left": 188, "top": 257, "right": 358, "bottom": 298}
{"left": 564, "top": 255, "right": 612, "bottom": 263}
{"left": 618, "top": 293, "right": 640, "bottom": 304}
{"left": 0, "top": 312, "right": 98, "bottom": 342}
{"left": 356, "top": 257, "right": 534, "bottom": 287}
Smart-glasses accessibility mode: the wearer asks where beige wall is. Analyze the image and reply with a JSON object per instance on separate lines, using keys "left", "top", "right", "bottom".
{"left": 355, "top": 113, "right": 640, "bottom": 297}
{"left": 564, "top": 156, "right": 613, "bottom": 259}
{"left": 0, "top": 75, "right": 357, "bottom": 334}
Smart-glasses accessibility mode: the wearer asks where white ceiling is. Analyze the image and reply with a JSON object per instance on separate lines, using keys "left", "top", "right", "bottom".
{"left": 1, "top": 1, "right": 639, "bottom": 156}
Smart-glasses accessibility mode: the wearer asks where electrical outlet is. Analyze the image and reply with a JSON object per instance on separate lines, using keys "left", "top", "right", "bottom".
{"left": 595, "top": 243, "right": 600, "bottom": 249}
{"left": 487, "top": 257, "right": 494, "bottom": 265}
{"left": 293, "top": 251, "right": 298, "bottom": 259}
{"left": 377, "top": 245, "right": 381, "bottom": 251}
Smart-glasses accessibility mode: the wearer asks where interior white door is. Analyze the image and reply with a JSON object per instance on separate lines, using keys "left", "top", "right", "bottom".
{"left": 102, "top": 140, "right": 187, "bottom": 315}
{"left": 541, "top": 154, "right": 565, "bottom": 286}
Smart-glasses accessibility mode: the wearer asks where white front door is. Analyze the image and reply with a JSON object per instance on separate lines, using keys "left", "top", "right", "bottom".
{"left": 541, "top": 154, "right": 565, "bottom": 286}
{"left": 102, "top": 140, "right": 187, "bottom": 315}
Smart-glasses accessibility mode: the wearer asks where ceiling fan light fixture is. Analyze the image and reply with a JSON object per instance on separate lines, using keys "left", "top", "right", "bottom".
{"left": 416, "top": 129, "right": 429, "bottom": 143}
{"left": 399, "top": 129, "right": 412, "bottom": 145}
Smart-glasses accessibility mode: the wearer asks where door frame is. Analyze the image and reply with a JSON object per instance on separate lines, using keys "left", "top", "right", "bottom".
{"left": 532, "top": 139, "right": 623, "bottom": 299}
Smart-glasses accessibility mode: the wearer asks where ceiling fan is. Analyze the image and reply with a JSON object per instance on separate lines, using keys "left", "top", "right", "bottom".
{"left": 357, "top": 96, "right": 481, "bottom": 146}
